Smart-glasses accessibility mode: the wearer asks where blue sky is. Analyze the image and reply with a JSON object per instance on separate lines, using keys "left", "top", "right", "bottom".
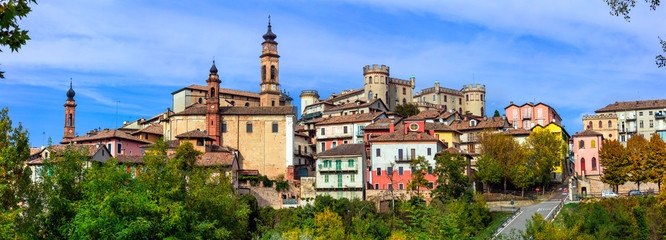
{"left": 1, "top": 0, "right": 665, "bottom": 147}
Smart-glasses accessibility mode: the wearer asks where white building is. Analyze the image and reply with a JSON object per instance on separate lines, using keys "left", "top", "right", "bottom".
{"left": 315, "top": 143, "right": 367, "bottom": 200}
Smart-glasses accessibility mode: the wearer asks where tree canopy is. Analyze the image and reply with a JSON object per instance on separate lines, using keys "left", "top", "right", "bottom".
{"left": 393, "top": 103, "right": 420, "bottom": 117}
{"left": 0, "top": 0, "right": 38, "bottom": 78}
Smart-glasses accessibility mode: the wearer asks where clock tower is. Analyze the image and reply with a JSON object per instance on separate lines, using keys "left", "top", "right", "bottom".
{"left": 63, "top": 80, "right": 77, "bottom": 141}
{"left": 206, "top": 61, "right": 221, "bottom": 143}
{"left": 259, "top": 16, "right": 281, "bottom": 107}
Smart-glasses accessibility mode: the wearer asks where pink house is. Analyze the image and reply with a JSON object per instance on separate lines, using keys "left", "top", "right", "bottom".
{"left": 61, "top": 128, "right": 151, "bottom": 157}
{"left": 504, "top": 102, "right": 562, "bottom": 130}
{"left": 572, "top": 129, "right": 604, "bottom": 176}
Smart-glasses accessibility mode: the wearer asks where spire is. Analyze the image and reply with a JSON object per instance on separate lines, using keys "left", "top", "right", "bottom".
{"left": 210, "top": 60, "right": 218, "bottom": 75}
{"left": 66, "top": 78, "right": 75, "bottom": 100}
{"left": 262, "top": 15, "right": 277, "bottom": 44}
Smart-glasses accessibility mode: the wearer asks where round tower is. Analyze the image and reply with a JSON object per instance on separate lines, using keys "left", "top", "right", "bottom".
{"left": 299, "top": 90, "right": 319, "bottom": 115}
{"left": 461, "top": 84, "right": 486, "bottom": 116}
{"left": 363, "top": 64, "right": 390, "bottom": 108}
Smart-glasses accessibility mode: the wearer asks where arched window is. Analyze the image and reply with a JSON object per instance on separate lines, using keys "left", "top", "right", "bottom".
{"left": 481, "top": 107, "right": 484, "bottom": 115}
{"left": 580, "top": 158, "right": 586, "bottom": 172}
{"left": 481, "top": 94, "right": 484, "bottom": 101}
{"left": 591, "top": 139, "right": 596, "bottom": 148}
{"left": 368, "top": 91, "right": 373, "bottom": 100}
{"left": 403, "top": 98, "right": 406, "bottom": 105}
{"left": 244, "top": 102, "right": 250, "bottom": 107}
{"left": 598, "top": 121, "right": 602, "bottom": 128}
{"left": 68, "top": 114, "right": 72, "bottom": 127}
{"left": 591, "top": 157, "right": 597, "bottom": 171}
{"left": 466, "top": 94, "right": 469, "bottom": 101}
{"left": 579, "top": 140, "right": 585, "bottom": 149}
{"left": 262, "top": 65, "right": 266, "bottom": 80}
{"left": 403, "top": 87, "right": 406, "bottom": 94}
{"left": 369, "top": 76, "right": 372, "bottom": 83}
{"left": 270, "top": 66, "right": 276, "bottom": 80}
{"left": 385, "top": 92, "right": 389, "bottom": 102}
{"left": 211, "top": 87, "right": 215, "bottom": 97}
{"left": 608, "top": 120, "right": 612, "bottom": 128}
{"left": 198, "top": 98, "right": 202, "bottom": 104}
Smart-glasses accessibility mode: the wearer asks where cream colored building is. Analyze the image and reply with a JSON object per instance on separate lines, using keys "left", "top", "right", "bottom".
{"left": 595, "top": 100, "right": 666, "bottom": 144}
{"left": 363, "top": 64, "right": 415, "bottom": 110}
{"left": 582, "top": 114, "right": 618, "bottom": 140}
{"left": 413, "top": 82, "right": 486, "bottom": 116}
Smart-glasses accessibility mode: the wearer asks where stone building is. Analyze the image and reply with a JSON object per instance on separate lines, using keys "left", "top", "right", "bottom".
{"left": 363, "top": 64, "right": 415, "bottom": 110}
{"left": 594, "top": 99, "right": 666, "bottom": 144}
{"left": 582, "top": 114, "right": 618, "bottom": 140}
{"left": 315, "top": 112, "right": 387, "bottom": 153}
{"left": 413, "top": 82, "right": 486, "bottom": 116}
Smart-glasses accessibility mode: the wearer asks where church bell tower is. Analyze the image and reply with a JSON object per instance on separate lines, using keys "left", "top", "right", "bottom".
{"left": 259, "top": 16, "right": 281, "bottom": 107}
{"left": 206, "top": 61, "right": 221, "bottom": 143}
{"left": 63, "top": 80, "right": 77, "bottom": 141}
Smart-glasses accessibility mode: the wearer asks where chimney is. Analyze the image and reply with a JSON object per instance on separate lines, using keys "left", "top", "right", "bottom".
{"left": 510, "top": 101, "right": 513, "bottom": 105}
{"left": 389, "top": 122, "right": 395, "bottom": 133}
{"left": 417, "top": 134, "right": 421, "bottom": 139}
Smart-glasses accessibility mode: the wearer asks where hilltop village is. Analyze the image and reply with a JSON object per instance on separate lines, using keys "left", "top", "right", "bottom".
{"left": 27, "top": 21, "right": 665, "bottom": 209}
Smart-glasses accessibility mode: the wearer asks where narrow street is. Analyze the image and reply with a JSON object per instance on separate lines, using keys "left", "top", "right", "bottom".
{"left": 497, "top": 188, "right": 567, "bottom": 236}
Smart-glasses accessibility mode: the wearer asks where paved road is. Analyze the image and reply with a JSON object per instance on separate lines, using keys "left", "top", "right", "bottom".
{"left": 497, "top": 189, "right": 566, "bottom": 236}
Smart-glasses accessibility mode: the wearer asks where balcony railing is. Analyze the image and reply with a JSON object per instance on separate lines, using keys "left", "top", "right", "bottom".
{"left": 626, "top": 114, "right": 636, "bottom": 120}
{"left": 317, "top": 164, "right": 359, "bottom": 173}
{"left": 656, "top": 113, "right": 665, "bottom": 119}
{"left": 395, "top": 155, "right": 415, "bottom": 163}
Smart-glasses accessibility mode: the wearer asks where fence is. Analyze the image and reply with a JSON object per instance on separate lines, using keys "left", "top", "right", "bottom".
{"left": 493, "top": 207, "right": 522, "bottom": 238}
{"left": 545, "top": 198, "right": 566, "bottom": 223}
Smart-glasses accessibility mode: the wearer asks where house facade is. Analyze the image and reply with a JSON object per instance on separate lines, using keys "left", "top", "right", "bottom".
{"left": 505, "top": 102, "right": 562, "bottom": 130}
{"left": 315, "top": 143, "right": 367, "bottom": 200}
{"left": 315, "top": 112, "right": 386, "bottom": 153}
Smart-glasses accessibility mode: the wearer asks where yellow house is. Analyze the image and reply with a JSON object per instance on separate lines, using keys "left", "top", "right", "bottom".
{"left": 530, "top": 122, "right": 570, "bottom": 182}
{"left": 427, "top": 122, "right": 461, "bottom": 148}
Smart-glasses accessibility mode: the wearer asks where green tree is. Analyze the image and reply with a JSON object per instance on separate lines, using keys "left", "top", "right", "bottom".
{"left": 475, "top": 154, "right": 502, "bottom": 193}
{"left": 493, "top": 110, "right": 501, "bottom": 117}
{"left": 525, "top": 129, "right": 563, "bottom": 188}
{"left": 432, "top": 151, "right": 470, "bottom": 201}
{"left": 646, "top": 134, "right": 666, "bottom": 190}
{"left": 599, "top": 139, "right": 629, "bottom": 192}
{"left": 0, "top": 107, "right": 29, "bottom": 238}
{"left": 407, "top": 156, "right": 429, "bottom": 197}
{"left": 393, "top": 103, "right": 420, "bottom": 117}
{"left": 626, "top": 135, "right": 649, "bottom": 191}
{"left": 511, "top": 162, "right": 535, "bottom": 197}
{"left": 605, "top": 0, "right": 665, "bottom": 67}
{"left": 0, "top": 0, "right": 38, "bottom": 78}
{"left": 478, "top": 131, "right": 523, "bottom": 193}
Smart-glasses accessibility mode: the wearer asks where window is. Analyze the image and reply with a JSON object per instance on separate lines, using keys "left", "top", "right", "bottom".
{"left": 196, "top": 139, "right": 204, "bottom": 146}
{"left": 640, "top": 111, "right": 644, "bottom": 116}
{"left": 591, "top": 157, "right": 597, "bottom": 171}
{"left": 321, "top": 128, "right": 325, "bottom": 135}
{"left": 368, "top": 77, "right": 372, "bottom": 84}
{"left": 337, "top": 174, "right": 343, "bottom": 187}
{"left": 427, "top": 148, "right": 432, "bottom": 155}
{"left": 650, "top": 120, "right": 654, "bottom": 128}
{"left": 221, "top": 123, "right": 227, "bottom": 133}
{"left": 591, "top": 139, "right": 596, "bottom": 148}
{"left": 375, "top": 183, "right": 379, "bottom": 189}
{"left": 399, "top": 183, "right": 404, "bottom": 190}
{"left": 403, "top": 87, "right": 406, "bottom": 94}
{"left": 608, "top": 120, "right": 612, "bottom": 128}
{"left": 117, "top": 143, "right": 122, "bottom": 154}
{"left": 388, "top": 183, "right": 393, "bottom": 190}
{"left": 348, "top": 159, "right": 354, "bottom": 167}
{"left": 579, "top": 140, "right": 584, "bottom": 149}
{"left": 368, "top": 91, "right": 373, "bottom": 99}
{"left": 68, "top": 114, "right": 72, "bottom": 126}
{"left": 376, "top": 148, "right": 381, "bottom": 157}
{"left": 107, "top": 143, "right": 111, "bottom": 152}
{"left": 598, "top": 121, "right": 602, "bottom": 129}
{"left": 245, "top": 102, "right": 250, "bottom": 107}
{"left": 335, "top": 160, "right": 341, "bottom": 170}
{"left": 343, "top": 140, "right": 348, "bottom": 144}
{"left": 459, "top": 99, "right": 462, "bottom": 105}
{"left": 398, "top": 149, "right": 403, "bottom": 160}
{"left": 350, "top": 174, "right": 355, "bottom": 182}
{"left": 481, "top": 94, "right": 484, "bottom": 101}
{"left": 270, "top": 66, "right": 276, "bottom": 80}
{"left": 272, "top": 123, "right": 278, "bottom": 133}
{"left": 428, "top": 166, "right": 432, "bottom": 175}
{"left": 262, "top": 65, "right": 266, "bottom": 80}
{"left": 376, "top": 168, "right": 381, "bottom": 176}
{"left": 211, "top": 87, "right": 215, "bottom": 97}
{"left": 325, "top": 175, "right": 329, "bottom": 183}
{"left": 432, "top": 95, "right": 436, "bottom": 101}
{"left": 246, "top": 123, "right": 253, "bottom": 133}
{"left": 398, "top": 167, "right": 404, "bottom": 175}
{"left": 466, "top": 94, "right": 469, "bottom": 101}
{"left": 580, "top": 158, "right": 586, "bottom": 172}
{"left": 403, "top": 98, "right": 406, "bottom": 105}
{"left": 343, "top": 126, "right": 348, "bottom": 134}
{"left": 640, "top": 120, "right": 644, "bottom": 128}
{"left": 649, "top": 111, "right": 653, "bottom": 115}
{"left": 332, "top": 141, "right": 337, "bottom": 148}
{"left": 428, "top": 182, "right": 434, "bottom": 189}
{"left": 411, "top": 149, "right": 416, "bottom": 160}
{"left": 198, "top": 98, "right": 202, "bottom": 104}
{"left": 271, "top": 100, "right": 275, "bottom": 106}
{"left": 387, "top": 167, "right": 393, "bottom": 175}
{"left": 321, "top": 142, "right": 326, "bottom": 152}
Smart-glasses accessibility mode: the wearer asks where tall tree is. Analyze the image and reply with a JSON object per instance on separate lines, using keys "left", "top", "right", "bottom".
{"left": 647, "top": 134, "right": 666, "bottom": 190}
{"left": 605, "top": 0, "right": 665, "bottom": 67}
{"left": 0, "top": 0, "right": 38, "bottom": 78}
{"left": 407, "top": 156, "right": 429, "bottom": 197}
{"left": 0, "top": 107, "right": 29, "bottom": 238}
{"left": 599, "top": 139, "right": 629, "bottom": 192}
{"left": 478, "top": 131, "right": 524, "bottom": 193}
{"left": 393, "top": 103, "right": 420, "bottom": 117}
{"left": 493, "top": 110, "right": 501, "bottom": 117}
{"left": 432, "top": 151, "right": 470, "bottom": 201}
{"left": 626, "top": 135, "right": 649, "bottom": 191}
{"left": 511, "top": 162, "right": 535, "bottom": 197}
{"left": 475, "top": 154, "right": 502, "bottom": 193}
{"left": 525, "top": 129, "right": 563, "bottom": 188}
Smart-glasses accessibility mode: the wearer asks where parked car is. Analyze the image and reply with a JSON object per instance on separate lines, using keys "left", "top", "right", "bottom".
{"left": 628, "top": 190, "right": 645, "bottom": 196}
{"left": 601, "top": 190, "right": 618, "bottom": 198}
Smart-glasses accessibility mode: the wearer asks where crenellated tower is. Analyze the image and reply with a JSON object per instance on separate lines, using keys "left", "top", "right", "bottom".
{"left": 260, "top": 16, "right": 281, "bottom": 107}
{"left": 206, "top": 61, "right": 221, "bottom": 143}
{"left": 299, "top": 90, "right": 319, "bottom": 115}
{"left": 461, "top": 84, "right": 486, "bottom": 116}
{"left": 363, "top": 64, "right": 390, "bottom": 107}
{"left": 63, "top": 80, "right": 77, "bottom": 141}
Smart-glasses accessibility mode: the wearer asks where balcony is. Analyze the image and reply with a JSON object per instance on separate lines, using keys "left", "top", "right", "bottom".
{"left": 356, "top": 129, "right": 365, "bottom": 137}
{"left": 395, "top": 155, "right": 415, "bottom": 163}
{"left": 656, "top": 113, "right": 665, "bottom": 119}
{"left": 619, "top": 127, "right": 637, "bottom": 133}
{"left": 626, "top": 114, "right": 636, "bottom": 120}
{"left": 522, "top": 114, "right": 532, "bottom": 119}
{"left": 317, "top": 163, "right": 359, "bottom": 173}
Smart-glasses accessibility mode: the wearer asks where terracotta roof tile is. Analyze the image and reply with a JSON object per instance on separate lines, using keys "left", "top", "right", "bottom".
{"left": 218, "top": 106, "right": 294, "bottom": 115}
{"left": 505, "top": 128, "right": 532, "bottom": 136}
{"left": 572, "top": 129, "right": 603, "bottom": 137}
{"left": 132, "top": 123, "right": 163, "bottom": 135}
{"left": 405, "top": 109, "right": 445, "bottom": 121}
{"left": 238, "top": 169, "right": 259, "bottom": 176}
{"left": 449, "top": 117, "right": 510, "bottom": 131}
{"left": 322, "top": 89, "right": 364, "bottom": 103}
{"left": 176, "top": 130, "right": 215, "bottom": 140}
{"left": 28, "top": 144, "right": 107, "bottom": 165}
{"left": 316, "top": 112, "right": 385, "bottom": 126}
{"left": 173, "top": 104, "right": 207, "bottom": 116}
{"left": 30, "top": 147, "right": 45, "bottom": 157}
{"left": 595, "top": 99, "right": 666, "bottom": 113}
{"left": 369, "top": 130, "right": 441, "bottom": 143}
{"left": 196, "top": 152, "right": 235, "bottom": 166}
{"left": 61, "top": 129, "right": 151, "bottom": 144}
{"left": 424, "top": 122, "right": 460, "bottom": 133}
{"left": 175, "top": 85, "right": 261, "bottom": 99}
{"left": 317, "top": 143, "right": 366, "bottom": 157}
{"left": 363, "top": 117, "right": 403, "bottom": 130}
{"left": 116, "top": 155, "right": 144, "bottom": 163}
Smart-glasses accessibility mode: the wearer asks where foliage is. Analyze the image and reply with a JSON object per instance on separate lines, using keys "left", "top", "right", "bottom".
{"left": 646, "top": 134, "right": 666, "bottom": 189}
{"left": 525, "top": 129, "right": 563, "bottom": 187}
{"left": 493, "top": 110, "right": 501, "bottom": 117}
{"left": 432, "top": 151, "right": 470, "bottom": 201}
{"left": 393, "top": 103, "right": 420, "bottom": 117}
{"left": 626, "top": 135, "right": 650, "bottom": 191}
{"left": 478, "top": 130, "right": 525, "bottom": 193}
{"left": 599, "top": 139, "right": 629, "bottom": 192}
{"left": 0, "top": 0, "right": 38, "bottom": 78}
{"left": 407, "top": 156, "right": 429, "bottom": 197}
{"left": 604, "top": 0, "right": 665, "bottom": 67}
{"left": 475, "top": 154, "right": 502, "bottom": 193}
{"left": 275, "top": 180, "right": 290, "bottom": 192}
{"left": 0, "top": 107, "right": 29, "bottom": 238}
{"left": 511, "top": 162, "right": 535, "bottom": 197}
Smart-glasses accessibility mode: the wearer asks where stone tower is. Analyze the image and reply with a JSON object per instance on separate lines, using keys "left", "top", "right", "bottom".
{"left": 299, "top": 90, "right": 319, "bottom": 115}
{"left": 363, "top": 64, "right": 390, "bottom": 108}
{"left": 461, "top": 84, "right": 486, "bottom": 117}
{"left": 206, "top": 61, "right": 221, "bottom": 143}
{"left": 63, "top": 80, "right": 77, "bottom": 141}
{"left": 259, "top": 17, "right": 281, "bottom": 107}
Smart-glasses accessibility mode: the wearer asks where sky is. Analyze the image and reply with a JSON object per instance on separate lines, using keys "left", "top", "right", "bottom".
{"left": 1, "top": 0, "right": 665, "bottom": 147}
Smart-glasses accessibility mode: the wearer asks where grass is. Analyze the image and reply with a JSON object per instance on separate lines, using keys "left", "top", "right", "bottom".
{"left": 475, "top": 211, "right": 513, "bottom": 239}
{"left": 552, "top": 203, "right": 578, "bottom": 224}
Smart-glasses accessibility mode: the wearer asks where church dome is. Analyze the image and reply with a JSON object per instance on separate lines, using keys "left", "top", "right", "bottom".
{"left": 262, "top": 18, "right": 277, "bottom": 44}
{"left": 210, "top": 61, "right": 218, "bottom": 74}
{"left": 66, "top": 81, "right": 75, "bottom": 100}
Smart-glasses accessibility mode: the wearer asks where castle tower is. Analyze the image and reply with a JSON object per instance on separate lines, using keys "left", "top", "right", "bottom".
{"left": 461, "top": 84, "right": 486, "bottom": 117}
{"left": 206, "top": 61, "right": 221, "bottom": 143}
{"left": 363, "top": 64, "right": 390, "bottom": 108}
{"left": 299, "top": 90, "right": 319, "bottom": 115}
{"left": 259, "top": 16, "right": 281, "bottom": 107}
{"left": 63, "top": 80, "right": 77, "bottom": 141}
